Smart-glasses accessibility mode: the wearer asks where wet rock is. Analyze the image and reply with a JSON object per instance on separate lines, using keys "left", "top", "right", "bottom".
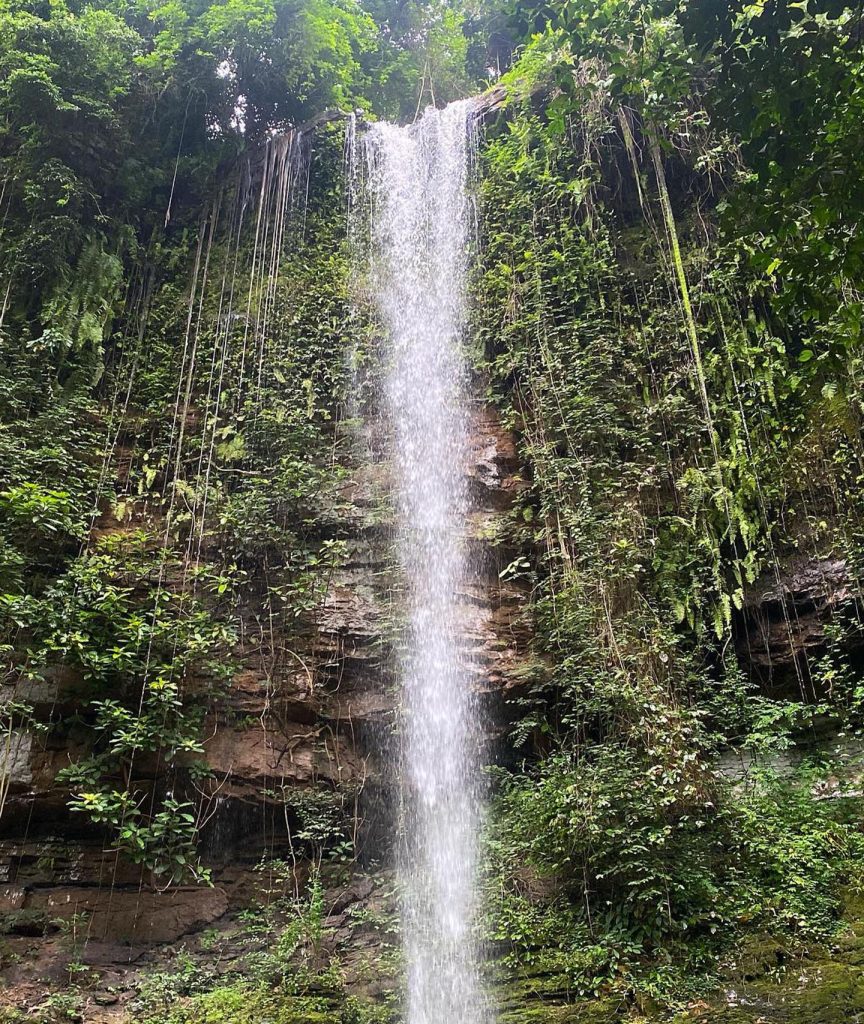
{"left": 466, "top": 406, "right": 523, "bottom": 510}
{"left": 77, "top": 941, "right": 145, "bottom": 966}
{"left": 26, "top": 885, "right": 228, "bottom": 943}
{"left": 0, "top": 887, "right": 26, "bottom": 913}
{"left": 202, "top": 718, "right": 363, "bottom": 793}
{"left": 325, "top": 874, "right": 374, "bottom": 915}
{"left": 318, "top": 568, "right": 389, "bottom": 640}
{"left": 0, "top": 730, "right": 32, "bottom": 791}
{"left": 736, "top": 556, "right": 861, "bottom": 693}
{"left": 224, "top": 668, "right": 319, "bottom": 722}
{"left": 327, "top": 682, "right": 396, "bottom": 724}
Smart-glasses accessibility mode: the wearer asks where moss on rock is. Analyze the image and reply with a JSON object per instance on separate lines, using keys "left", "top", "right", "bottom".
{"left": 138, "top": 985, "right": 341, "bottom": 1024}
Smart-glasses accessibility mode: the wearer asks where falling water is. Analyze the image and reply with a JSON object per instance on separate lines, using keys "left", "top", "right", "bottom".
{"left": 363, "top": 100, "right": 488, "bottom": 1024}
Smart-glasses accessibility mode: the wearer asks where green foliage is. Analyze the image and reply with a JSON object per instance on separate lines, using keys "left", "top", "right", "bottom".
{"left": 0, "top": 0, "right": 498, "bottom": 404}
{"left": 484, "top": 759, "right": 864, "bottom": 997}
{"left": 475, "top": 3, "right": 864, "bottom": 1003}
{"left": 244, "top": 868, "right": 340, "bottom": 989}
{"left": 363, "top": 0, "right": 497, "bottom": 118}
{"left": 258, "top": 790, "right": 356, "bottom": 864}
{"left": 0, "top": 538, "right": 236, "bottom": 880}
{"left": 0, "top": 68, "right": 363, "bottom": 884}
{"left": 0, "top": 483, "right": 84, "bottom": 550}
{"left": 339, "top": 996, "right": 395, "bottom": 1024}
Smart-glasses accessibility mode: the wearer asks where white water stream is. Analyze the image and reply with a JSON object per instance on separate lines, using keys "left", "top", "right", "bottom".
{"left": 363, "top": 100, "right": 489, "bottom": 1024}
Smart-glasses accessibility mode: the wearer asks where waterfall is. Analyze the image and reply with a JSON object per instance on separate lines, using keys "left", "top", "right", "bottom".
{"left": 363, "top": 100, "right": 489, "bottom": 1024}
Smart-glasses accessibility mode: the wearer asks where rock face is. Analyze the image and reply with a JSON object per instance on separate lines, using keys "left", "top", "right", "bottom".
{"left": 24, "top": 886, "right": 230, "bottom": 944}
{"left": 0, "top": 400, "right": 530, "bottom": 963}
{"left": 736, "top": 555, "right": 862, "bottom": 697}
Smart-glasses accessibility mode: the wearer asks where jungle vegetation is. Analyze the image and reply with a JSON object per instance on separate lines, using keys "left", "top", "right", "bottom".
{"left": 2, "top": 0, "right": 864, "bottom": 1017}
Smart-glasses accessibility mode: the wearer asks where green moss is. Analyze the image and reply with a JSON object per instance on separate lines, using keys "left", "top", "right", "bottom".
{"left": 664, "top": 895, "right": 864, "bottom": 1023}
{"left": 831, "top": 891, "right": 864, "bottom": 967}
{"left": 777, "top": 962, "right": 864, "bottom": 1024}
{"left": 498, "top": 1007, "right": 588, "bottom": 1024}
{"left": 498, "top": 995, "right": 623, "bottom": 1024}
{"left": 495, "top": 967, "right": 622, "bottom": 1024}
{"left": 138, "top": 984, "right": 341, "bottom": 1024}
{"left": 669, "top": 1011, "right": 757, "bottom": 1023}
{"left": 497, "top": 968, "right": 572, "bottom": 1005}
{"left": 722, "top": 934, "right": 790, "bottom": 983}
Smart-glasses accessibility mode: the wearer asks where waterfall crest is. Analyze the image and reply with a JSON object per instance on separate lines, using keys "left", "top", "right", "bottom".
{"left": 363, "top": 100, "right": 489, "bottom": 1024}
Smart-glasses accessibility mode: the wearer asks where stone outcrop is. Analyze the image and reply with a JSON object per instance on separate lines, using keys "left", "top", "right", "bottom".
{"left": 735, "top": 555, "right": 862, "bottom": 696}
{"left": 23, "top": 885, "right": 229, "bottom": 944}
